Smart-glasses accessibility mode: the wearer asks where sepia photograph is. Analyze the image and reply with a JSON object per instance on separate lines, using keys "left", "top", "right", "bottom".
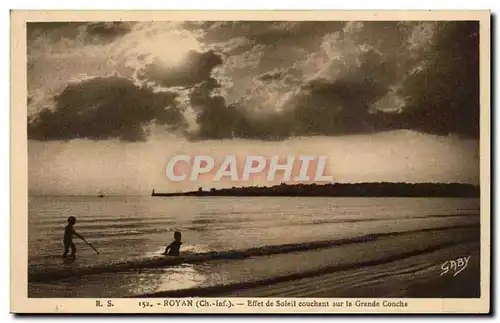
{"left": 10, "top": 10, "right": 490, "bottom": 314}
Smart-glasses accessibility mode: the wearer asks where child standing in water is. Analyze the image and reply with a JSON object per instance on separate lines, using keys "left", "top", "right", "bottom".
{"left": 163, "top": 231, "right": 182, "bottom": 256}
{"left": 62, "top": 216, "right": 84, "bottom": 259}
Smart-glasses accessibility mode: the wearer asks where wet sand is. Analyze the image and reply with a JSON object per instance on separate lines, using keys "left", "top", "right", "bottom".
{"left": 136, "top": 227, "right": 480, "bottom": 298}
{"left": 221, "top": 242, "right": 480, "bottom": 298}
{"left": 28, "top": 196, "right": 480, "bottom": 298}
{"left": 30, "top": 226, "right": 479, "bottom": 298}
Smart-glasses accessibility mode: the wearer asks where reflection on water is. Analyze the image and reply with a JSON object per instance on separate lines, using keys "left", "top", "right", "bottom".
{"left": 153, "top": 264, "right": 209, "bottom": 292}
{"left": 27, "top": 196, "right": 480, "bottom": 297}
{"left": 29, "top": 196, "right": 480, "bottom": 265}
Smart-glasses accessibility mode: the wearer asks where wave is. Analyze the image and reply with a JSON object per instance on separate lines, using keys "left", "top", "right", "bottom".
{"left": 30, "top": 211, "right": 478, "bottom": 228}
{"left": 28, "top": 224, "right": 478, "bottom": 283}
{"left": 133, "top": 239, "right": 479, "bottom": 298}
{"left": 303, "top": 213, "right": 478, "bottom": 225}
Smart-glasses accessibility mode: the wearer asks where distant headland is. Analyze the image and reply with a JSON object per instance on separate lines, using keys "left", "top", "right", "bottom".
{"left": 151, "top": 182, "right": 480, "bottom": 198}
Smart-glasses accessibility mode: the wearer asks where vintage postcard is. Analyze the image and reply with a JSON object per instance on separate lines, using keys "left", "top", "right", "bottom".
{"left": 10, "top": 10, "right": 491, "bottom": 314}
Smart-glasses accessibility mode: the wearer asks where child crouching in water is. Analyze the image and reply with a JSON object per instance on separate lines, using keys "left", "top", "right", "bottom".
{"left": 163, "top": 231, "right": 182, "bottom": 256}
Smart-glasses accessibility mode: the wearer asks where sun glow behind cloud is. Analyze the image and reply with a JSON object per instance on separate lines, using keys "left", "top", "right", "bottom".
{"left": 26, "top": 21, "right": 480, "bottom": 194}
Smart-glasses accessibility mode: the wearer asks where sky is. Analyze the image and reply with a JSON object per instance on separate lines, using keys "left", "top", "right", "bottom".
{"left": 26, "top": 21, "right": 480, "bottom": 195}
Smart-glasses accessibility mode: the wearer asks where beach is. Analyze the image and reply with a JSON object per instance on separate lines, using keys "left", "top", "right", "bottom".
{"left": 138, "top": 226, "right": 480, "bottom": 298}
{"left": 28, "top": 196, "right": 480, "bottom": 298}
{"left": 221, "top": 237, "right": 480, "bottom": 298}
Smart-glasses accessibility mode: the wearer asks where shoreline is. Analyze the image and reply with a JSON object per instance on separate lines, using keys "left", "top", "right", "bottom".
{"left": 133, "top": 239, "right": 480, "bottom": 299}
{"left": 151, "top": 182, "right": 479, "bottom": 198}
{"left": 28, "top": 235, "right": 480, "bottom": 299}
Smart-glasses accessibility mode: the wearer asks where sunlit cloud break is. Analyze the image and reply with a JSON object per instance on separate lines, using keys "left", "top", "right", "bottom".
{"left": 27, "top": 21, "right": 479, "bottom": 143}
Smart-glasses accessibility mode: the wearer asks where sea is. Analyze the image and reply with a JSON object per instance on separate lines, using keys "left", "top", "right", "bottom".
{"left": 27, "top": 196, "right": 481, "bottom": 298}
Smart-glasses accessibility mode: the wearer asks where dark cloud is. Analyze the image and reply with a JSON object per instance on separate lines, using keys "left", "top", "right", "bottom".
{"left": 186, "top": 21, "right": 344, "bottom": 48}
{"left": 28, "top": 21, "right": 479, "bottom": 142}
{"left": 187, "top": 90, "right": 291, "bottom": 141}
{"left": 186, "top": 78, "right": 237, "bottom": 139}
{"left": 232, "top": 113, "right": 292, "bottom": 141}
{"left": 27, "top": 22, "right": 132, "bottom": 47}
{"left": 398, "top": 21, "right": 479, "bottom": 137}
{"left": 290, "top": 22, "right": 479, "bottom": 138}
{"left": 85, "top": 22, "right": 133, "bottom": 42}
{"left": 182, "top": 72, "right": 286, "bottom": 141}
{"left": 194, "top": 22, "right": 346, "bottom": 73}
{"left": 290, "top": 78, "right": 385, "bottom": 136}
{"left": 136, "top": 49, "right": 236, "bottom": 140}
{"left": 192, "top": 97, "right": 240, "bottom": 140}
{"left": 256, "top": 68, "right": 295, "bottom": 82}
{"left": 138, "top": 50, "right": 223, "bottom": 88}
{"left": 28, "top": 77, "right": 185, "bottom": 142}
{"left": 27, "top": 22, "right": 84, "bottom": 42}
